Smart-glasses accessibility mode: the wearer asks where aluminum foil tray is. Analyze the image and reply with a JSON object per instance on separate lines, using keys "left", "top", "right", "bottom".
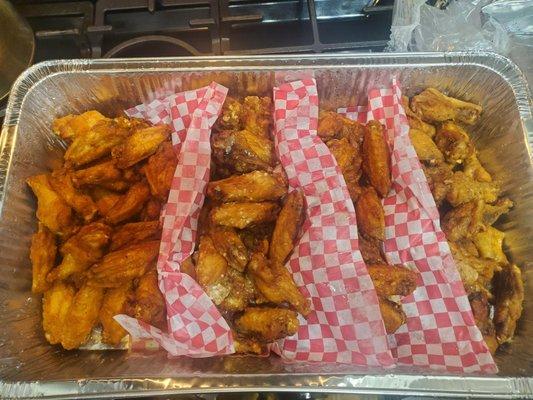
{"left": 0, "top": 52, "right": 531, "bottom": 399}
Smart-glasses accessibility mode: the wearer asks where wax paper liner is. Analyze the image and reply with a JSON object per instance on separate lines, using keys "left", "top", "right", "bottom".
{"left": 113, "top": 82, "right": 236, "bottom": 357}
{"left": 338, "top": 79, "right": 497, "bottom": 373}
{"left": 270, "top": 78, "right": 394, "bottom": 366}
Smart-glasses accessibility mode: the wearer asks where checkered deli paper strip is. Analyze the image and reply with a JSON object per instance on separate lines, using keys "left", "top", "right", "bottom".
{"left": 339, "top": 79, "right": 497, "bottom": 373}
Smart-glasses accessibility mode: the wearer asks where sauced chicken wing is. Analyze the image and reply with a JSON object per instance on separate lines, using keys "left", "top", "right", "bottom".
{"left": 49, "top": 169, "right": 97, "bottom": 222}
{"left": 243, "top": 96, "right": 272, "bottom": 138}
{"left": 196, "top": 235, "right": 229, "bottom": 305}
{"left": 327, "top": 137, "right": 362, "bottom": 200}
{"left": 47, "top": 222, "right": 112, "bottom": 282}
{"left": 61, "top": 283, "right": 105, "bottom": 350}
{"left": 446, "top": 171, "right": 499, "bottom": 207}
{"left": 421, "top": 162, "right": 453, "bottom": 206}
{"left": 210, "top": 202, "right": 279, "bottom": 229}
{"left": 207, "top": 170, "right": 287, "bottom": 203}
{"left": 27, "top": 174, "right": 74, "bottom": 236}
{"left": 355, "top": 187, "right": 385, "bottom": 241}
{"left": 410, "top": 88, "right": 482, "bottom": 125}
{"left": 409, "top": 128, "right": 443, "bottom": 164}
{"left": 473, "top": 226, "right": 508, "bottom": 264}
{"left": 378, "top": 297, "right": 406, "bottom": 334}
{"left": 140, "top": 198, "right": 162, "bottom": 221}
{"left": 99, "top": 283, "right": 133, "bottom": 345}
{"left": 42, "top": 281, "right": 76, "bottom": 345}
{"left": 142, "top": 141, "right": 178, "bottom": 200}
{"left": 362, "top": 121, "right": 391, "bottom": 197}
{"left": 30, "top": 223, "right": 57, "bottom": 294}
{"left": 493, "top": 264, "right": 524, "bottom": 345}
{"left": 367, "top": 264, "right": 418, "bottom": 298}
{"left": 64, "top": 119, "right": 130, "bottom": 167}
{"left": 104, "top": 181, "right": 151, "bottom": 225}
{"left": 53, "top": 110, "right": 107, "bottom": 141}
{"left": 219, "top": 269, "right": 256, "bottom": 312}
{"left": 110, "top": 220, "right": 161, "bottom": 251}
{"left": 87, "top": 241, "right": 160, "bottom": 287}
{"left": 90, "top": 187, "right": 121, "bottom": 216}
{"left": 210, "top": 226, "right": 249, "bottom": 272}
{"left": 112, "top": 125, "right": 170, "bottom": 169}
{"left": 235, "top": 307, "right": 299, "bottom": 342}
{"left": 248, "top": 252, "right": 310, "bottom": 316}
{"left": 215, "top": 97, "right": 244, "bottom": 131}
{"left": 269, "top": 190, "right": 305, "bottom": 266}
{"left": 358, "top": 234, "right": 385, "bottom": 264}
{"left": 72, "top": 160, "right": 122, "bottom": 187}
{"left": 127, "top": 270, "right": 166, "bottom": 330}
{"left": 434, "top": 122, "right": 473, "bottom": 165}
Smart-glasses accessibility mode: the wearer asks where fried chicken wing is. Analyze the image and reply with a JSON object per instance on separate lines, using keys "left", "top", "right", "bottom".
{"left": 446, "top": 171, "right": 499, "bottom": 207}
{"left": 409, "top": 128, "right": 443, "bottom": 164}
{"left": 473, "top": 226, "right": 508, "bottom": 264}
{"left": 196, "top": 235, "right": 229, "bottom": 305}
{"left": 49, "top": 169, "right": 98, "bottom": 222}
{"left": 378, "top": 297, "right": 406, "bottom": 334}
{"left": 402, "top": 96, "right": 436, "bottom": 138}
{"left": 235, "top": 307, "right": 299, "bottom": 342}
{"left": 210, "top": 202, "right": 279, "bottom": 229}
{"left": 110, "top": 220, "right": 161, "bottom": 251}
{"left": 410, "top": 88, "right": 482, "bottom": 125}
{"left": 243, "top": 96, "right": 272, "bottom": 138}
{"left": 449, "top": 241, "right": 500, "bottom": 291}
{"left": 53, "top": 110, "right": 107, "bottom": 141}
{"left": 248, "top": 252, "right": 310, "bottom": 316}
{"left": 355, "top": 187, "right": 385, "bottom": 241}
{"left": 233, "top": 334, "right": 265, "bottom": 354}
{"left": 318, "top": 111, "right": 343, "bottom": 140}
{"left": 30, "top": 223, "right": 57, "bottom": 293}
{"left": 72, "top": 160, "right": 122, "bottom": 187}
{"left": 87, "top": 241, "right": 160, "bottom": 287}
{"left": 210, "top": 226, "right": 249, "bottom": 272}
{"left": 269, "top": 190, "right": 305, "bottom": 265}
{"left": 468, "top": 290, "right": 498, "bottom": 353}
{"left": 421, "top": 162, "right": 453, "bottom": 206}
{"left": 362, "top": 121, "right": 391, "bottom": 197}
{"left": 128, "top": 270, "right": 166, "bottom": 330}
{"left": 493, "top": 264, "right": 524, "bottom": 344}
{"left": 99, "top": 283, "right": 133, "bottom": 345}
{"left": 104, "top": 181, "right": 151, "bottom": 225}
{"left": 27, "top": 174, "right": 74, "bottom": 236}
{"left": 434, "top": 122, "right": 474, "bottom": 165}
{"left": 142, "top": 141, "right": 178, "bottom": 201}
{"left": 215, "top": 97, "right": 244, "bottom": 131}
{"left": 443, "top": 200, "right": 485, "bottom": 242}
{"left": 90, "top": 186, "right": 121, "bottom": 216}
{"left": 47, "top": 222, "right": 112, "bottom": 282}
{"left": 140, "top": 198, "right": 162, "bottom": 221}
{"left": 61, "top": 283, "right": 105, "bottom": 349}
{"left": 367, "top": 264, "right": 418, "bottom": 298}
{"left": 42, "top": 281, "right": 76, "bottom": 345}
{"left": 327, "top": 137, "right": 362, "bottom": 200}
{"left": 219, "top": 269, "right": 256, "bottom": 312}
{"left": 464, "top": 153, "right": 492, "bottom": 183}
{"left": 359, "top": 234, "right": 385, "bottom": 264}
{"left": 207, "top": 170, "right": 287, "bottom": 203}
{"left": 64, "top": 119, "right": 130, "bottom": 168}
{"left": 112, "top": 125, "right": 170, "bottom": 169}
{"left": 339, "top": 118, "right": 365, "bottom": 149}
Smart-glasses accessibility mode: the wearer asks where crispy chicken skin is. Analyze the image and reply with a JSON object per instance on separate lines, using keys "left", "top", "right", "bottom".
{"left": 104, "top": 181, "right": 151, "bottom": 225}
{"left": 207, "top": 170, "right": 287, "bottom": 203}
{"left": 355, "top": 187, "right": 385, "bottom": 241}
{"left": 235, "top": 307, "right": 299, "bottom": 342}
{"left": 27, "top": 174, "right": 74, "bottom": 236}
{"left": 53, "top": 110, "right": 107, "bottom": 141}
{"left": 269, "top": 190, "right": 305, "bottom": 266}
{"left": 493, "top": 264, "right": 524, "bottom": 345}
{"left": 42, "top": 281, "right": 76, "bottom": 345}
{"left": 410, "top": 88, "right": 482, "bottom": 125}
{"left": 99, "top": 283, "right": 133, "bottom": 345}
{"left": 87, "top": 241, "right": 160, "bottom": 287}
{"left": 61, "top": 283, "right": 105, "bottom": 350}
{"left": 473, "top": 226, "right": 508, "bottom": 264}
{"left": 110, "top": 220, "right": 161, "bottom": 251}
{"left": 402, "top": 95, "right": 436, "bottom": 138}
{"left": 248, "top": 252, "right": 310, "bottom": 316}
{"left": 72, "top": 160, "right": 122, "bottom": 187}
{"left": 378, "top": 297, "right": 406, "bottom": 334}
{"left": 434, "top": 122, "right": 473, "bottom": 165}
{"left": 317, "top": 110, "right": 344, "bottom": 140}
{"left": 409, "top": 128, "right": 443, "bottom": 164}
{"left": 142, "top": 141, "right": 178, "bottom": 201}
{"left": 47, "top": 222, "right": 112, "bottom": 282}
{"left": 30, "top": 223, "right": 57, "bottom": 294}
{"left": 446, "top": 171, "right": 499, "bottom": 207}
{"left": 128, "top": 270, "right": 166, "bottom": 330}
{"left": 327, "top": 137, "right": 362, "bottom": 200}
{"left": 112, "top": 125, "right": 170, "bottom": 169}
{"left": 210, "top": 202, "right": 279, "bottom": 229}
{"left": 49, "top": 169, "right": 98, "bottom": 222}
{"left": 367, "top": 264, "right": 418, "bottom": 298}
{"left": 442, "top": 200, "right": 485, "bottom": 242}
{"left": 362, "top": 121, "right": 391, "bottom": 197}
{"left": 209, "top": 226, "right": 249, "bottom": 272}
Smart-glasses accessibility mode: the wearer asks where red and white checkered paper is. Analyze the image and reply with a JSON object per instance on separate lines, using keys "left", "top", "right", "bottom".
{"left": 114, "top": 82, "right": 235, "bottom": 357}
{"left": 339, "top": 79, "right": 497, "bottom": 373}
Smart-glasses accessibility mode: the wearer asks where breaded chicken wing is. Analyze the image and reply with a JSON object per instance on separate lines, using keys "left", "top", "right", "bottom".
{"left": 196, "top": 235, "right": 229, "bottom": 305}
{"left": 327, "top": 137, "right": 362, "bottom": 200}
{"left": 434, "top": 122, "right": 473, "bottom": 165}
{"left": 362, "top": 121, "right": 391, "bottom": 197}
{"left": 72, "top": 160, "right": 122, "bottom": 187}
{"left": 104, "top": 182, "right": 151, "bottom": 225}
{"left": 210, "top": 226, "right": 249, "bottom": 272}
{"left": 112, "top": 125, "right": 170, "bottom": 169}
{"left": 355, "top": 187, "right": 385, "bottom": 241}
{"left": 128, "top": 270, "right": 166, "bottom": 330}
{"left": 53, "top": 110, "right": 107, "bottom": 141}
{"left": 446, "top": 171, "right": 499, "bottom": 207}
{"left": 49, "top": 169, "right": 97, "bottom": 222}
{"left": 99, "top": 283, "right": 133, "bottom": 345}
{"left": 210, "top": 202, "right": 279, "bottom": 229}
{"left": 493, "top": 264, "right": 524, "bottom": 345}
{"left": 42, "top": 281, "right": 76, "bottom": 345}
{"left": 235, "top": 307, "right": 299, "bottom": 342}
{"left": 142, "top": 141, "right": 177, "bottom": 201}
{"left": 409, "top": 128, "right": 443, "bottom": 164}
{"left": 378, "top": 297, "right": 406, "bottom": 334}
{"left": 30, "top": 223, "right": 57, "bottom": 293}
{"left": 367, "top": 264, "right": 418, "bottom": 298}
{"left": 110, "top": 220, "right": 161, "bottom": 251}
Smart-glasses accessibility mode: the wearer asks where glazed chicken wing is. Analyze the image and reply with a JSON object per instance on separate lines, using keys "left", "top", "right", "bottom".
{"left": 409, "top": 128, "right": 443, "bottom": 164}
{"left": 235, "top": 307, "right": 299, "bottom": 342}
{"left": 215, "top": 97, "right": 244, "bottom": 131}
{"left": 27, "top": 174, "right": 74, "bottom": 236}
{"left": 196, "top": 235, "right": 229, "bottom": 305}
{"left": 112, "top": 125, "right": 170, "bottom": 169}
{"left": 367, "top": 264, "right": 418, "bottom": 298}
{"left": 207, "top": 170, "right": 287, "bottom": 203}
{"left": 493, "top": 264, "right": 524, "bottom": 345}
{"left": 30, "top": 223, "right": 57, "bottom": 293}
{"left": 355, "top": 187, "right": 385, "bottom": 241}
{"left": 327, "top": 137, "right": 362, "bottom": 200}
{"left": 233, "top": 334, "right": 265, "bottom": 354}
{"left": 434, "top": 122, "right": 473, "bottom": 165}
{"left": 49, "top": 169, "right": 98, "bottom": 222}
{"left": 210, "top": 202, "right": 279, "bottom": 229}
{"left": 210, "top": 226, "right": 249, "bottom": 272}
{"left": 104, "top": 181, "right": 151, "bottom": 225}
{"left": 127, "top": 270, "right": 166, "bottom": 330}
{"left": 139, "top": 198, "right": 162, "bottom": 221}
{"left": 142, "top": 141, "right": 178, "bottom": 201}
{"left": 110, "top": 220, "right": 161, "bottom": 251}
{"left": 72, "top": 160, "right": 122, "bottom": 187}
{"left": 362, "top": 121, "right": 391, "bottom": 197}
{"left": 269, "top": 190, "right": 305, "bottom": 266}
{"left": 410, "top": 88, "right": 482, "bottom": 125}
{"left": 42, "top": 281, "right": 76, "bottom": 345}
{"left": 53, "top": 110, "right": 107, "bottom": 141}
{"left": 99, "top": 283, "right": 133, "bottom": 345}
{"left": 446, "top": 171, "right": 499, "bottom": 207}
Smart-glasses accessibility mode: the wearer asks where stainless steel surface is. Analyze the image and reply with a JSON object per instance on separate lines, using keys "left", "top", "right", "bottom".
{"left": 0, "top": 52, "right": 532, "bottom": 399}
{"left": 0, "top": 0, "right": 34, "bottom": 101}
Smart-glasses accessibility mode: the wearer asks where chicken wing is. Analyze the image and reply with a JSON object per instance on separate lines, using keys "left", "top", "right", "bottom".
{"left": 449, "top": 241, "right": 500, "bottom": 291}
{"left": 210, "top": 226, "right": 249, "bottom": 272}
{"left": 402, "top": 96, "right": 436, "bottom": 138}
{"left": 355, "top": 187, "right": 385, "bottom": 241}
{"left": 27, "top": 174, "right": 74, "bottom": 236}
{"left": 434, "top": 122, "right": 473, "bottom": 165}
{"left": 269, "top": 190, "right": 305, "bottom": 266}
{"left": 446, "top": 171, "right": 499, "bottom": 207}
{"left": 30, "top": 223, "right": 57, "bottom": 293}
{"left": 104, "top": 181, "right": 151, "bottom": 225}
{"left": 219, "top": 269, "right": 256, "bottom": 312}
{"left": 72, "top": 160, "right": 122, "bottom": 187}
{"left": 464, "top": 153, "right": 492, "bottom": 183}
{"left": 318, "top": 111, "right": 343, "bottom": 140}
{"left": 468, "top": 290, "right": 498, "bottom": 354}
{"left": 140, "top": 198, "right": 162, "bottom": 221}
{"left": 362, "top": 121, "right": 391, "bottom": 197}
{"left": 42, "top": 281, "right": 76, "bottom": 345}
{"left": 359, "top": 234, "right": 385, "bottom": 264}
{"left": 248, "top": 252, "right": 310, "bottom": 316}
{"left": 410, "top": 88, "right": 482, "bottom": 125}
{"left": 64, "top": 119, "right": 130, "bottom": 167}
{"left": 61, "top": 283, "right": 105, "bottom": 350}
{"left": 53, "top": 110, "right": 107, "bottom": 141}
{"left": 99, "top": 283, "right": 133, "bottom": 345}
{"left": 196, "top": 235, "right": 230, "bottom": 305}
{"left": 235, "top": 307, "right": 299, "bottom": 342}
{"left": 473, "top": 226, "right": 508, "bottom": 264}
{"left": 233, "top": 335, "right": 265, "bottom": 354}
{"left": 87, "top": 241, "right": 160, "bottom": 287}
{"left": 207, "top": 170, "right": 287, "bottom": 203}
{"left": 47, "top": 222, "right": 112, "bottom": 282}
{"left": 210, "top": 202, "right": 279, "bottom": 229}
{"left": 90, "top": 186, "right": 121, "bottom": 216}
{"left": 127, "top": 270, "right": 166, "bottom": 330}
{"left": 112, "top": 125, "right": 170, "bottom": 169}
{"left": 339, "top": 117, "right": 365, "bottom": 149}
{"left": 49, "top": 169, "right": 98, "bottom": 222}
{"left": 409, "top": 128, "right": 443, "bottom": 164}
{"left": 493, "top": 264, "right": 524, "bottom": 344}
{"left": 215, "top": 97, "right": 244, "bottom": 131}
{"left": 327, "top": 137, "right": 362, "bottom": 200}
{"left": 442, "top": 200, "right": 485, "bottom": 242}
{"left": 110, "top": 220, "right": 161, "bottom": 251}
{"left": 142, "top": 141, "right": 178, "bottom": 201}
{"left": 367, "top": 264, "right": 418, "bottom": 298}
{"left": 243, "top": 96, "right": 272, "bottom": 138}
{"left": 421, "top": 162, "right": 453, "bottom": 206}
{"left": 378, "top": 297, "right": 406, "bottom": 334}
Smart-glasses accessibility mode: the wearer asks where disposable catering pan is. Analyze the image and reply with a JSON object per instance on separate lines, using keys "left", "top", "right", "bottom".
{"left": 0, "top": 52, "right": 531, "bottom": 399}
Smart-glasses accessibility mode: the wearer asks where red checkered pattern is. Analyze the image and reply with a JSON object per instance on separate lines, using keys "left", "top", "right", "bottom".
{"left": 116, "top": 82, "right": 234, "bottom": 357}
{"left": 339, "top": 79, "right": 497, "bottom": 373}
{"left": 271, "top": 79, "right": 394, "bottom": 366}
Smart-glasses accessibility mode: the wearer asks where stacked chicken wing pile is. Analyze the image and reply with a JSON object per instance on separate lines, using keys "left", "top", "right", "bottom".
{"left": 28, "top": 111, "right": 174, "bottom": 349}
{"left": 404, "top": 88, "right": 524, "bottom": 352}
{"left": 316, "top": 112, "right": 418, "bottom": 334}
